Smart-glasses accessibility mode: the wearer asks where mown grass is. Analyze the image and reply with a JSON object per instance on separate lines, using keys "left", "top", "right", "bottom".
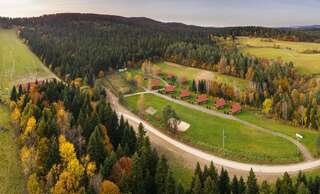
{"left": 238, "top": 37, "right": 320, "bottom": 74}
{"left": 0, "top": 105, "right": 25, "bottom": 193}
{"left": 0, "top": 28, "right": 55, "bottom": 99}
{"left": 125, "top": 93, "right": 302, "bottom": 164}
{"left": 156, "top": 62, "right": 250, "bottom": 91}
{"left": 237, "top": 110, "right": 320, "bottom": 158}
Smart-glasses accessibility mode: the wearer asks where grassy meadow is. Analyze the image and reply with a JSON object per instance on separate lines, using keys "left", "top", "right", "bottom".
{"left": 125, "top": 93, "right": 302, "bottom": 164}
{"left": 0, "top": 105, "right": 25, "bottom": 193}
{"left": 156, "top": 62, "right": 250, "bottom": 91}
{"left": 237, "top": 110, "right": 320, "bottom": 158}
{"left": 0, "top": 28, "right": 55, "bottom": 99}
{"left": 237, "top": 37, "right": 320, "bottom": 74}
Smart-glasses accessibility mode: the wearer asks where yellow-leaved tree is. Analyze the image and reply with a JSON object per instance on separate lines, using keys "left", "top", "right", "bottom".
{"left": 24, "top": 116, "right": 37, "bottom": 135}
{"left": 58, "top": 135, "right": 77, "bottom": 163}
{"left": 99, "top": 180, "right": 120, "bottom": 194}
{"left": 262, "top": 98, "right": 273, "bottom": 114}
{"left": 27, "top": 173, "right": 43, "bottom": 194}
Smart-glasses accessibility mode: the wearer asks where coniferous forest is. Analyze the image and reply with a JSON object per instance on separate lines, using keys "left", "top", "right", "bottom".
{"left": 10, "top": 80, "right": 320, "bottom": 194}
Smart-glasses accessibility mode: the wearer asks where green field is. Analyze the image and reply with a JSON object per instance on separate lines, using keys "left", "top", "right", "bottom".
{"left": 125, "top": 93, "right": 302, "bottom": 164}
{"left": 0, "top": 105, "right": 25, "bottom": 193}
{"left": 237, "top": 110, "right": 320, "bottom": 158}
{"left": 0, "top": 28, "right": 56, "bottom": 98}
{"left": 157, "top": 62, "right": 250, "bottom": 91}
{"left": 238, "top": 37, "right": 320, "bottom": 74}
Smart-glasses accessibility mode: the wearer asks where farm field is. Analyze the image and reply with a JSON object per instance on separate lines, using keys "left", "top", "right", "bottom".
{"left": 0, "top": 28, "right": 56, "bottom": 99}
{"left": 156, "top": 62, "right": 250, "bottom": 91}
{"left": 0, "top": 105, "right": 25, "bottom": 193}
{"left": 237, "top": 110, "right": 320, "bottom": 158}
{"left": 124, "top": 93, "right": 302, "bottom": 164}
{"left": 237, "top": 37, "right": 320, "bottom": 74}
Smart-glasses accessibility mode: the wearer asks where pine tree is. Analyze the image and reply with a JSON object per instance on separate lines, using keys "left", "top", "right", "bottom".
{"left": 191, "top": 162, "right": 203, "bottom": 189}
{"left": 129, "top": 154, "right": 145, "bottom": 194}
{"left": 45, "top": 137, "right": 60, "bottom": 173}
{"left": 100, "top": 151, "right": 117, "bottom": 179}
{"left": 231, "top": 176, "right": 239, "bottom": 194}
{"left": 238, "top": 177, "right": 246, "bottom": 194}
{"left": 246, "top": 169, "right": 259, "bottom": 194}
{"left": 218, "top": 168, "right": 230, "bottom": 194}
{"left": 10, "top": 86, "right": 18, "bottom": 101}
{"left": 260, "top": 181, "right": 271, "bottom": 194}
{"left": 155, "top": 156, "right": 169, "bottom": 194}
{"left": 191, "top": 175, "right": 202, "bottom": 194}
{"left": 87, "top": 125, "right": 108, "bottom": 167}
{"left": 192, "top": 80, "right": 197, "bottom": 92}
{"left": 165, "top": 172, "right": 176, "bottom": 194}
{"left": 203, "top": 177, "right": 214, "bottom": 194}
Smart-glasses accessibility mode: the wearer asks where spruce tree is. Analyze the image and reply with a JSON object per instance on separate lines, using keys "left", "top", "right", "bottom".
{"left": 191, "top": 176, "right": 203, "bottom": 194}
{"left": 231, "top": 176, "right": 239, "bottom": 194}
{"left": 238, "top": 177, "right": 246, "bottom": 194}
{"left": 87, "top": 125, "right": 107, "bottom": 167}
{"left": 203, "top": 177, "right": 214, "bottom": 194}
{"left": 129, "top": 154, "right": 145, "bottom": 194}
{"left": 246, "top": 169, "right": 259, "bottom": 194}
{"left": 165, "top": 172, "right": 176, "bottom": 194}
{"left": 10, "top": 86, "right": 18, "bottom": 101}
{"left": 100, "top": 151, "right": 117, "bottom": 179}
{"left": 155, "top": 156, "right": 169, "bottom": 194}
{"left": 260, "top": 181, "right": 271, "bottom": 194}
{"left": 218, "top": 168, "right": 230, "bottom": 194}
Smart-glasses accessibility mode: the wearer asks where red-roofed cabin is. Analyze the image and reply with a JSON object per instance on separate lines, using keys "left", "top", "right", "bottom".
{"left": 230, "top": 103, "right": 241, "bottom": 114}
{"left": 167, "top": 73, "right": 175, "bottom": 79}
{"left": 180, "top": 90, "right": 190, "bottom": 99}
{"left": 164, "top": 85, "right": 175, "bottom": 93}
{"left": 151, "top": 79, "right": 161, "bottom": 89}
{"left": 197, "top": 95, "right": 208, "bottom": 104}
{"left": 216, "top": 98, "right": 226, "bottom": 109}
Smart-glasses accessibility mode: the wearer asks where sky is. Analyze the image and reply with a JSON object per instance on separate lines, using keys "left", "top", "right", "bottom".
{"left": 0, "top": 0, "right": 319, "bottom": 27}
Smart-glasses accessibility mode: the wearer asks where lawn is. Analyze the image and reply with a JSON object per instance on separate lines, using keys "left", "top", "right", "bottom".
{"left": 0, "top": 28, "right": 56, "bottom": 99}
{"left": 237, "top": 37, "right": 320, "bottom": 74}
{"left": 0, "top": 105, "right": 25, "bottom": 193}
{"left": 125, "top": 93, "right": 302, "bottom": 164}
{"left": 237, "top": 110, "right": 320, "bottom": 158}
{"left": 156, "top": 62, "right": 250, "bottom": 91}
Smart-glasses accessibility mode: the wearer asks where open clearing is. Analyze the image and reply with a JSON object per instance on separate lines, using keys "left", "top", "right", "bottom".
{"left": 0, "top": 105, "right": 25, "bottom": 193}
{"left": 157, "top": 62, "right": 250, "bottom": 91}
{"left": 238, "top": 37, "right": 320, "bottom": 74}
{"left": 125, "top": 93, "right": 302, "bottom": 164}
{"left": 237, "top": 110, "right": 320, "bottom": 158}
{"left": 0, "top": 28, "right": 56, "bottom": 98}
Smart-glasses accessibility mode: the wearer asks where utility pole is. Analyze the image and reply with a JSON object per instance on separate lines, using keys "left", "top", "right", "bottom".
{"left": 222, "top": 129, "right": 225, "bottom": 151}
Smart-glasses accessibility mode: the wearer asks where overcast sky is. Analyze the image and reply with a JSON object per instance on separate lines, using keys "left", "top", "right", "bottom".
{"left": 1, "top": 0, "right": 319, "bottom": 27}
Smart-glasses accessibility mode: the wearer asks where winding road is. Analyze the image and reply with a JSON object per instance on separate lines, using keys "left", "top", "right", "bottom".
{"left": 108, "top": 89, "right": 320, "bottom": 176}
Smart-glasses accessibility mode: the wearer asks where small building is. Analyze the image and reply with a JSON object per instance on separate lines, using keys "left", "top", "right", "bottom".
{"left": 230, "top": 103, "right": 241, "bottom": 114}
{"left": 197, "top": 94, "right": 208, "bottom": 104}
{"left": 164, "top": 85, "right": 175, "bottom": 93}
{"left": 151, "top": 79, "right": 161, "bottom": 89}
{"left": 180, "top": 90, "right": 190, "bottom": 99}
{"left": 215, "top": 98, "right": 226, "bottom": 109}
{"left": 167, "top": 73, "right": 175, "bottom": 79}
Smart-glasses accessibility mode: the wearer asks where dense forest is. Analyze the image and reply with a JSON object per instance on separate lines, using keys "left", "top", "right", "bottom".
{"left": 1, "top": 13, "right": 320, "bottom": 128}
{"left": 9, "top": 80, "right": 320, "bottom": 194}
{"left": 0, "top": 13, "right": 319, "bottom": 81}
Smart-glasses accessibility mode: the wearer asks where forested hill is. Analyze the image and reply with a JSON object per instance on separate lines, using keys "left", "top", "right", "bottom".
{"left": 0, "top": 13, "right": 318, "bottom": 82}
